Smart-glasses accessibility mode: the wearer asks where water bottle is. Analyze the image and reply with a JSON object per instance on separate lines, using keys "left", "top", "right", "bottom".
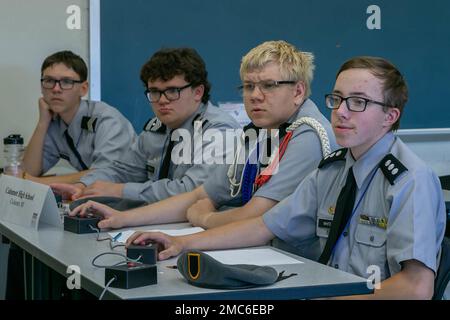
{"left": 3, "top": 134, "right": 25, "bottom": 178}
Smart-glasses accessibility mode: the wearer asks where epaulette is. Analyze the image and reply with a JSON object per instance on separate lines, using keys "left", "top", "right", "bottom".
{"left": 143, "top": 117, "right": 166, "bottom": 133}
{"left": 81, "top": 116, "right": 97, "bottom": 133}
{"left": 192, "top": 114, "right": 209, "bottom": 129}
{"left": 378, "top": 154, "right": 408, "bottom": 185}
{"left": 318, "top": 148, "right": 348, "bottom": 169}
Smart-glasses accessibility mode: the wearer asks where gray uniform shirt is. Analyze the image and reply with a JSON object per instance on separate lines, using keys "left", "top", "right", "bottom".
{"left": 204, "top": 99, "right": 337, "bottom": 207}
{"left": 263, "top": 132, "right": 446, "bottom": 281}
{"left": 80, "top": 102, "right": 240, "bottom": 203}
{"left": 43, "top": 100, "right": 137, "bottom": 173}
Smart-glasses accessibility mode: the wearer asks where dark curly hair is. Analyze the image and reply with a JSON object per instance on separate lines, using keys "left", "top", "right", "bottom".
{"left": 140, "top": 48, "right": 211, "bottom": 104}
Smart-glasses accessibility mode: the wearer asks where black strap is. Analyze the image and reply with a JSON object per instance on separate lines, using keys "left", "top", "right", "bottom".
{"left": 158, "top": 131, "right": 175, "bottom": 179}
{"left": 318, "top": 167, "right": 357, "bottom": 265}
{"left": 276, "top": 270, "right": 298, "bottom": 283}
{"left": 64, "top": 129, "right": 88, "bottom": 170}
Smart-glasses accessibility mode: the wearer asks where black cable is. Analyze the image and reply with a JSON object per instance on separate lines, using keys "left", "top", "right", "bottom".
{"left": 91, "top": 252, "right": 143, "bottom": 268}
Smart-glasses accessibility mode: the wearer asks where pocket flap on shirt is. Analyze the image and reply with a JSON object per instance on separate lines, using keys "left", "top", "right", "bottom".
{"left": 355, "top": 223, "right": 387, "bottom": 248}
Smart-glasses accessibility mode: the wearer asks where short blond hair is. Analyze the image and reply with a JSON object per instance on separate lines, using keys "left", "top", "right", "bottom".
{"left": 240, "top": 40, "right": 315, "bottom": 98}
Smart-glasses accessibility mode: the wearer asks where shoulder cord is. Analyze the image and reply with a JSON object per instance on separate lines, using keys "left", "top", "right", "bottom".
{"left": 228, "top": 117, "right": 332, "bottom": 198}
{"left": 228, "top": 129, "right": 248, "bottom": 198}
{"left": 254, "top": 117, "right": 332, "bottom": 188}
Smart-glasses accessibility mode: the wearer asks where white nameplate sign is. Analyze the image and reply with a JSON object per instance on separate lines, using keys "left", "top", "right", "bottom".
{"left": 0, "top": 174, "right": 62, "bottom": 229}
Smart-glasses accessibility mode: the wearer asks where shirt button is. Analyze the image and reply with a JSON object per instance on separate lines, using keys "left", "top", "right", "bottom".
{"left": 343, "top": 231, "right": 348, "bottom": 237}
{"left": 370, "top": 235, "right": 375, "bottom": 242}
{"left": 334, "top": 264, "right": 339, "bottom": 269}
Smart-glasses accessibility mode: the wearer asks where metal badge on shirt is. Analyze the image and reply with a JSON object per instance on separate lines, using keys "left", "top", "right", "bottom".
{"left": 358, "top": 214, "right": 388, "bottom": 230}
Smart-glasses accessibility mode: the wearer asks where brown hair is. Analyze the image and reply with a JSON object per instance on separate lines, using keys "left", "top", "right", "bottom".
{"left": 41, "top": 50, "right": 88, "bottom": 81}
{"left": 337, "top": 56, "right": 408, "bottom": 131}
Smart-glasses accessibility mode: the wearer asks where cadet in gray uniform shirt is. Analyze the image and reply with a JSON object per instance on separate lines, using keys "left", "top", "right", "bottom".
{"left": 124, "top": 56, "right": 446, "bottom": 299}
{"left": 264, "top": 133, "right": 445, "bottom": 281}
{"left": 80, "top": 101, "right": 239, "bottom": 203}
{"left": 61, "top": 47, "right": 239, "bottom": 203}
{"left": 23, "top": 50, "right": 136, "bottom": 185}
{"left": 70, "top": 41, "right": 336, "bottom": 233}
{"left": 203, "top": 98, "right": 336, "bottom": 207}
{"left": 42, "top": 99, "right": 136, "bottom": 172}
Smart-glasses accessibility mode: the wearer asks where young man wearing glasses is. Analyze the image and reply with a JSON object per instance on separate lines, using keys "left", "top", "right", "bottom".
{"left": 53, "top": 47, "right": 239, "bottom": 204}
{"left": 123, "top": 56, "right": 446, "bottom": 299}
{"left": 22, "top": 50, "right": 136, "bottom": 184}
{"left": 6, "top": 50, "right": 137, "bottom": 300}
{"left": 70, "top": 41, "right": 336, "bottom": 234}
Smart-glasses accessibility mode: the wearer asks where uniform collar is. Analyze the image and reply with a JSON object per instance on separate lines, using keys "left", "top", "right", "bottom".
{"left": 344, "top": 132, "right": 396, "bottom": 188}
{"left": 242, "top": 100, "right": 313, "bottom": 137}
{"left": 58, "top": 100, "right": 86, "bottom": 139}
{"left": 290, "top": 98, "right": 316, "bottom": 122}
{"left": 172, "top": 102, "right": 208, "bottom": 133}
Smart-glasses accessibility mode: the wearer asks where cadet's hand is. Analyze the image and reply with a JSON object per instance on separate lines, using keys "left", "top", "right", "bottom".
{"left": 79, "top": 181, "right": 124, "bottom": 199}
{"left": 186, "top": 198, "right": 216, "bottom": 229}
{"left": 69, "top": 200, "right": 124, "bottom": 229}
{"left": 50, "top": 183, "right": 85, "bottom": 201}
{"left": 38, "top": 97, "right": 55, "bottom": 125}
{"left": 126, "top": 231, "right": 184, "bottom": 261}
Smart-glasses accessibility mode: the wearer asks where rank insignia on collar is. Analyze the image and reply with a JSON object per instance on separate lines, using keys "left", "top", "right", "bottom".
{"left": 318, "top": 148, "right": 347, "bottom": 169}
{"left": 143, "top": 117, "right": 167, "bottom": 133}
{"left": 81, "top": 116, "right": 97, "bottom": 132}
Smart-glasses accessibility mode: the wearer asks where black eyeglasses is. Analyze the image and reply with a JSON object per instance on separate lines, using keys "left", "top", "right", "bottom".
{"left": 145, "top": 83, "right": 192, "bottom": 103}
{"left": 238, "top": 80, "right": 296, "bottom": 96}
{"left": 325, "top": 93, "right": 390, "bottom": 112}
{"left": 41, "top": 78, "right": 84, "bottom": 90}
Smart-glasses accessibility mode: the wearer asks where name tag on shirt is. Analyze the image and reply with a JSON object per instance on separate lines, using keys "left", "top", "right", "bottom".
{"left": 0, "top": 175, "right": 62, "bottom": 230}
{"left": 146, "top": 158, "right": 160, "bottom": 180}
{"left": 318, "top": 218, "right": 332, "bottom": 229}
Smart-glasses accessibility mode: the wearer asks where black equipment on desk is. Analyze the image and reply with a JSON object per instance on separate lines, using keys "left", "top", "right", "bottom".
{"left": 64, "top": 215, "right": 101, "bottom": 234}
{"left": 105, "top": 262, "right": 157, "bottom": 289}
{"left": 127, "top": 244, "right": 157, "bottom": 265}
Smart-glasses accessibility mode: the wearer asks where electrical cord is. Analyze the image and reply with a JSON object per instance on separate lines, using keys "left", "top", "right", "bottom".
{"left": 99, "top": 276, "right": 117, "bottom": 300}
{"left": 91, "top": 252, "right": 143, "bottom": 268}
{"left": 88, "top": 225, "right": 126, "bottom": 250}
{"left": 87, "top": 226, "right": 143, "bottom": 299}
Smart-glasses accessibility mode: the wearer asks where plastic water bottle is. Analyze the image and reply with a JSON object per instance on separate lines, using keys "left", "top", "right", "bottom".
{"left": 3, "top": 134, "right": 24, "bottom": 178}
